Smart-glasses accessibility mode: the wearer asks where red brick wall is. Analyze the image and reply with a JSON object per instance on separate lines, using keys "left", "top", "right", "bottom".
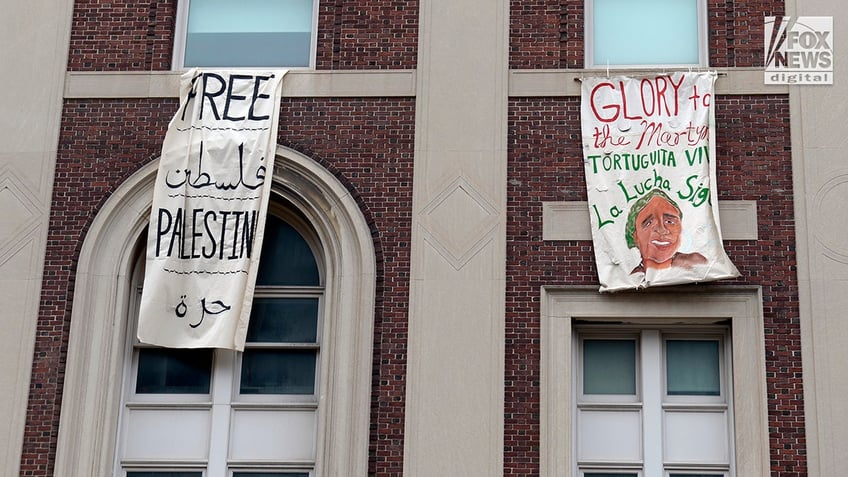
{"left": 505, "top": 95, "right": 805, "bottom": 476}
{"left": 33, "top": 1, "right": 806, "bottom": 476}
{"left": 21, "top": 98, "right": 414, "bottom": 476}
{"left": 67, "top": 0, "right": 418, "bottom": 71}
{"left": 510, "top": 0, "right": 785, "bottom": 68}
{"left": 67, "top": 0, "right": 176, "bottom": 71}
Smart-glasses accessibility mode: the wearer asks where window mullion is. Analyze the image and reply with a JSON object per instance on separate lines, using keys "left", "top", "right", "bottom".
{"left": 208, "top": 348, "right": 235, "bottom": 475}
{"left": 641, "top": 330, "right": 663, "bottom": 476}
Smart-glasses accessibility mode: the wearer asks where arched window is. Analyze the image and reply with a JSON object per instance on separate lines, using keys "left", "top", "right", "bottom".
{"left": 56, "top": 148, "right": 375, "bottom": 477}
{"left": 117, "top": 208, "right": 325, "bottom": 476}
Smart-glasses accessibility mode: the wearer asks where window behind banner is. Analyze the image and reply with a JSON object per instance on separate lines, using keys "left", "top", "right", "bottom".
{"left": 173, "top": 0, "right": 318, "bottom": 68}
{"left": 585, "top": 0, "right": 707, "bottom": 67}
{"left": 117, "top": 211, "right": 323, "bottom": 476}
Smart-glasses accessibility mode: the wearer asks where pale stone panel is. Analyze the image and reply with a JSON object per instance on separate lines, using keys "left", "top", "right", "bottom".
{"left": 788, "top": 0, "right": 848, "bottom": 474}
{"left": 65, "top": 70, "right": 417, "bottom": 98}
{"left": 543, "top": 200, "right": 758, "bottom": 241}
{"left": 0, "top": 0, "right": 73, "bottom": 474}
{"left": 404, "top": 0, "right": 508, "bottom": 473}
{"left": 407, "top": 241, "right": 504, "bottom": 474}
{"left": 508, "top": 68, "right": 791, "bottom": 97}
{"left": 0, "top": 241, "right": 41, "bottom": 473}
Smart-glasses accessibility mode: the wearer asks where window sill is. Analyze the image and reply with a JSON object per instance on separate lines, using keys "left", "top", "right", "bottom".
{"left": 64, "top": 70, "right": 417, "bottom": 99}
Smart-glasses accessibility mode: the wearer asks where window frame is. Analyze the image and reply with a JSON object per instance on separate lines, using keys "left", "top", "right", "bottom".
{"left": 540, "top": 287, "right": 770, "bottom": 477}
{"left": 577, "top": 334, "right": 641, "bottom": 404}
{"left": 584, "top": 0, "right": 709, "bottom": 69}
{"left": 115, "top": 207, "right": 327, "bottom": 475}
{"left": 172, "top": 0, "right": 320, "bottom": 70}
{"left": 661, "top": 333, "right": 728, "bottom": 405}
{"left": 574, "top": 326, "right": 734, "bottom": 476}
{"left": 236, "top": 206, "right": 325, "bottom": 405}
{"left": 56, "top": 147, "right": 376, "bottom": 476}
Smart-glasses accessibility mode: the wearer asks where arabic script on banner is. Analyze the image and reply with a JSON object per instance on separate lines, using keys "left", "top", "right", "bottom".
{"left": 580, "top": 72, "right": 739, "bottom": 292}
{"left": 139, "top": 69, "right": 286, "bottom": 350}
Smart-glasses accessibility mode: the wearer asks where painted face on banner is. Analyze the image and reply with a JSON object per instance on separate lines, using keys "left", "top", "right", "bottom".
{"left": 633, "top": 195, "right": 682, "bottom": 268}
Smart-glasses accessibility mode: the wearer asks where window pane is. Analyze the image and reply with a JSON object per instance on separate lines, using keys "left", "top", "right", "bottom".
{"left": 669, "top": 474, "right": 723, "bottom": 477}
{"left": 185, "top": 0, "right": 313, "bottom": 67}
{"left": 136, "top": 348, "right": 212, "bottom": 394}
{"left": 583, "top": 339, "right": 636, "bottom": 395}
{"left": 240, "top": 349, "right": 317, "bottom": 394}
{"left": 584, "top": 473, "right": 639, "bottom": 477}
{"left": 233, "top": 473, "right": 309, "bottom": 477}
{"left": 247, "top": 298, "right": 319, "bottom": 343}
{"left": 593, "top": 0, "right": 700, "bottom": 65}
{"left": 666, "top": 340, "right": 720, "bottom": 396}
{"left": 127, "top": 472, "right": 202, "bottom": 477}
{"left": 256, "top": 215, "right": 320, "bottom": 286}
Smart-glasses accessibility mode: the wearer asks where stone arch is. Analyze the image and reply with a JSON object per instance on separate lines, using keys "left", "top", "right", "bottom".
{"left": 55, "top": 146, "right": 376, "bottom": 476}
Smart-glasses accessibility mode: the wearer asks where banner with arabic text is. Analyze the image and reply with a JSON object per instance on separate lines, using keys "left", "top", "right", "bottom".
{"left": 580, "top": 72, "right": 739, "bottom": 292}
{"left": 139, "top": 69, "right": 285, "bottom": 350}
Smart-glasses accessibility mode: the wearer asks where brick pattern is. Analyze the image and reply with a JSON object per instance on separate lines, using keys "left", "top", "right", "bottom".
{"left": 67, "top": 0, "right": 175, "bottom": 71}
{"left": 276, "top": 98, "right": 414, "bottom": 476}
{"left": 316, "top": 0, "right": 419, "bottom": 69}
{"left": 707, "top": 0, "right": 785, "bottom": 67}
{"left": 505, "top": 95, "right": 806, "bottom": 476}
{"left": 510, "top": 0, "right": 785, "bottom": 68}
{"left": 67, "top": 0, "right": 418, "bottom": 71}
{"left": 35, "top": 1, "right": 807, "bottom": 477}
{"left": 21, "top": 98, "right": 414, "bottom": 476}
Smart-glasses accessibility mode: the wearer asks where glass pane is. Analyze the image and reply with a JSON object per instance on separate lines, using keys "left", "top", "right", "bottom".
{"left": 584, "top": 473, "right": 639, "bottom": 477}
{"left": 233, "top": 472, "right": 309, "bottom": 477}
{"left": 185, "top": 0, "right": 313, "bottom": 67}
{"left": 669, "top": 474, "right": 723, "bottom": 477}
{"left": 127, "top": 472, "right": 202, "bottom": 477}
{"left": 666, "top": 340, "right": 721, "bottom": 396}
{"left": 593, "top": 0, "right": 699, "bottom": 65}
{"left": 256, "top": 215, "right": 320, "bottom": 286}
{"left": 136, "top": 348, "right": 212, "bottom": 394}
{"left": 583, "top": 339, "right": 636, "bottom": 395}
{"left": 240, "top": 349, "right": 317, "bottom": 394}
{"left": 247, "top": 297, "right": 319, "bottom": 343}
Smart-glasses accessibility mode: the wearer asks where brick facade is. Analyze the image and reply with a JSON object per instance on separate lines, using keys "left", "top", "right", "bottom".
{"left": 24, "top": 0, "right": 805, "bottom": 475}
{"left": 67, "top": 0, "right": 418, "bottom": 71}
{"left": 510, "top": 0, "right": 785, "bottom": 69}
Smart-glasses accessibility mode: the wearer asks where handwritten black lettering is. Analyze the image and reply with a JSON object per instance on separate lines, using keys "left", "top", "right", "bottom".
{"left": 164, "top": 141, "right": 265, "bottom": 192}
{"left": 178, "top": 73, "right": 276, "bottom": 123}
{"left": 190, "top": 297, "right": 232, "bottom": 328}
{"left": 155, "top": 207, "right": 258, "bottom": 261}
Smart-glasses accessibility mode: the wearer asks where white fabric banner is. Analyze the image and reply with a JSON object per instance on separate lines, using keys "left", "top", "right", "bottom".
{"left": 139, "top": 69, "right": 285, "bottom": 350}
{"left": 580, "top": 72, "right": 739, "bottom": 292}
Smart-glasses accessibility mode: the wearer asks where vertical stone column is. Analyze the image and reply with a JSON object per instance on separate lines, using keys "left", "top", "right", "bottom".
{"left": 0, "top": 0, "right": 72, "bottom": 473}
{"left": 403, "top": 0, "right": 508, "bottom": 475}
{"left": 789, "top": 0, "right": 848, "bottom": 474}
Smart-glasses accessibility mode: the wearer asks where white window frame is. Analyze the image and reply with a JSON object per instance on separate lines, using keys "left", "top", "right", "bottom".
{"left": 540, "top": 287, "right": 770, "bottom": 477}
{"left": 577, "top": 333, "right": 641, "bottom": 405}
{"left": 172, "top": 0, "right": 320, "bottom": 70}
{"left": 55, "top": 147, "right": 376, "bottom": 476}
{"left": 584, "top": 0, "right": 709, "bottom": 69}
{"left": 574, "top": 326, "right": 734, "bottom": 476}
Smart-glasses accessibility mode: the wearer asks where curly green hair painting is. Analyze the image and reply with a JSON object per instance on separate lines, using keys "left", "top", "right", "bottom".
{"left": 624, "top": 189, "right": 682, "bottom": 249}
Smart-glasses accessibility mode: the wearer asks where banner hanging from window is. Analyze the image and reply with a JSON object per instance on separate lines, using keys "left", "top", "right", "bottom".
{"left": 139, "top": 69, "right": 286, "bottom": 350}
{"left": 580, "top": 72, "right": 739, "bottom": 292}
